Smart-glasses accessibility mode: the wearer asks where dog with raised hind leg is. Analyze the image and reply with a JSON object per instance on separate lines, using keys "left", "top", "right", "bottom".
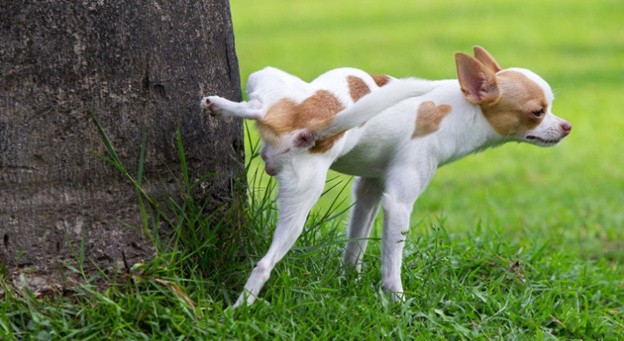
{"left": 200, "top": 46, "right": 571, "bottom": 308}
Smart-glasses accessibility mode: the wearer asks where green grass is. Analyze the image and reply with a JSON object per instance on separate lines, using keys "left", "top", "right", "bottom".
{"left": 2, "top": 0, "right": 624, "bottom": 339}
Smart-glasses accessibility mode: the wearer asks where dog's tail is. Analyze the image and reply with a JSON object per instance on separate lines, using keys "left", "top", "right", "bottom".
{"left": 318, "top": 78, "right": 445, "bottom": 138}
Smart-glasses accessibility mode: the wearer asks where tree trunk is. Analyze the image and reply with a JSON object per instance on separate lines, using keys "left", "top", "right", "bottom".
{"left": 0, "top": 1, "right": 243, "bottom": 277}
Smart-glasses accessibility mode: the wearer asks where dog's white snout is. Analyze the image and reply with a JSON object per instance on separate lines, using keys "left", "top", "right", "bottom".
{"left": 524, "top": 113, "right": 572, "bottom": 146}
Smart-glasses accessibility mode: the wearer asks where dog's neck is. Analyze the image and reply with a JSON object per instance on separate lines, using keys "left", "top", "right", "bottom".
{"left": 424, "top": 80, "right": 506, "bottom": 166}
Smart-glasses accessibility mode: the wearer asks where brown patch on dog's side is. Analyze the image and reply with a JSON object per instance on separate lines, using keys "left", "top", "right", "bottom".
{"left": 412, "top": 101, "right": 452, "bottom": 138}
{"left": 259, "top": 90, "right": 344, "bottom": 135}
{"left": 481, "top": 70, "right": 547, "bottom": 136}
{"left": 370, "top": 74, "right": 391, "bottom": 87}
{"left": 347, "top": 76, "right": 371, "bottom": 102}
{"left": 257, "top": 90, "right": 346, "bottom": 152}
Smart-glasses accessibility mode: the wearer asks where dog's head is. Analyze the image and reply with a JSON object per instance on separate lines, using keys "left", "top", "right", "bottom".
{"left": 456, "top": 46, "right": 571, "bottom": 146}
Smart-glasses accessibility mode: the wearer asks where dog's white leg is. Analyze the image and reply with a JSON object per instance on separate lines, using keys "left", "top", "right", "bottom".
{"left": 380, "top": 191, "right": 412, "bottom": 301}
{"left": 342, "top": 177, "right": 383, "bottom": 273}
{"left": 380, "top": 167, "right": 434, "bottom": 302}
{"left": 233, "top": 161, "right": 328, "bottom": 307}
{"left": 200, "top": 96, "right": 263, "bottom": 119}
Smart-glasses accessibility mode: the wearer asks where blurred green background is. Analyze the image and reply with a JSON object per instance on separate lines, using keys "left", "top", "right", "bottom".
{"left": 230, "top": 0, "right": 624, "bottom": 261}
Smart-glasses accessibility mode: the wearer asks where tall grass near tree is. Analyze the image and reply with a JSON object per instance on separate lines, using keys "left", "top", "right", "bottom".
{"left": 1, "top": 0, "right": 623, "bottom": 339}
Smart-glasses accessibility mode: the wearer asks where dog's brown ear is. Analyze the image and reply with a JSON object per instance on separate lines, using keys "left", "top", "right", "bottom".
{"left": 455, "top": 52, "right": 501, "bottom": 105}
{"left": 473, "top": 46, "right": 502, "bottom": 73}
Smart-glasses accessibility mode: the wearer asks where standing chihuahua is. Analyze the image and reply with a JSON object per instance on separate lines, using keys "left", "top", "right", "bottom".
{"left": 201, "top": 46, "right": 571, "bottom": 307}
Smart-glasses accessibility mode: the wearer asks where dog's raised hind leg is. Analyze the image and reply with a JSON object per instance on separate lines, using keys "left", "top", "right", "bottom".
{"left": 200, "top": 96, "right": 263, "bottom": 119}
{"left": 233, "top": 158, "right": 329, "bottom": 307}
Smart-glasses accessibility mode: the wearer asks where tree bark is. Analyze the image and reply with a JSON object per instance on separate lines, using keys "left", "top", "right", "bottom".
{"left": 0, "top": 1, "right": 243, "bottom": 274}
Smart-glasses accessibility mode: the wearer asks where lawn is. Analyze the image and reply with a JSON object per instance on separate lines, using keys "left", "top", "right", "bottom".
{"left": 234, "top": 0, "right": 624, "bottom": 266}
{"left": 2, "top": 0, "right": 623, "bottom": 339}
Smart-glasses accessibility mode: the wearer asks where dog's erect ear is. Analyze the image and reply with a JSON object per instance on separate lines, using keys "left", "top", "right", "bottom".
{"left": 473, "top": 46, "right": 502, "bottom": 73}
{"left": 294, "top": 130, "right": 317, "bottom": 149}
{"left": 455, "top": 52, "right": 501, "bottom": 105}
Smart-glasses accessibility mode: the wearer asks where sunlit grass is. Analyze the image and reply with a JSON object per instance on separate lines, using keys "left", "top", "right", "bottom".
{"left": 233, "top": 0, "right": 624, "bottom": 259}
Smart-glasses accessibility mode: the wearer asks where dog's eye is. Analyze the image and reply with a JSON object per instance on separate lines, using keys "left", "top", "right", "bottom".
{"left": 531, "top": 108, "right": 545, "bottom": 118}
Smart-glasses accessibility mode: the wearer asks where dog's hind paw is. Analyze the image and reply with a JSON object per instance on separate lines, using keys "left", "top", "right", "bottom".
{"left": 200, "top": 96, "right": 221, "bottom": 116}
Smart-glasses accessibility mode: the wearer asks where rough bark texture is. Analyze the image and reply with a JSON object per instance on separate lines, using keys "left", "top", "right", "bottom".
{"left": 0, "top": 1, "right": 243, "bottom": 276}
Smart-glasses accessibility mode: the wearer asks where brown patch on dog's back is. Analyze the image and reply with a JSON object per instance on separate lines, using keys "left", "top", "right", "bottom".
{"left": 370, "top": 74, "right": 391, "bottom": 87}
{"left": 347, "top": 76, "right": 371, "bottom": 102}
{"left": 481, "top": 70, "right": 547, "bottom": 136}
{"left": 412, "top": 101, "right": 452, "bottom": 138}
{"left": 257, "top": 90, "right": 346, "bottom": 152}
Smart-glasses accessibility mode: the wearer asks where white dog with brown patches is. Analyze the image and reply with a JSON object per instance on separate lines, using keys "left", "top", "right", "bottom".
{"left": 201, "top": 46, "right": 571, "bottom": 307}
